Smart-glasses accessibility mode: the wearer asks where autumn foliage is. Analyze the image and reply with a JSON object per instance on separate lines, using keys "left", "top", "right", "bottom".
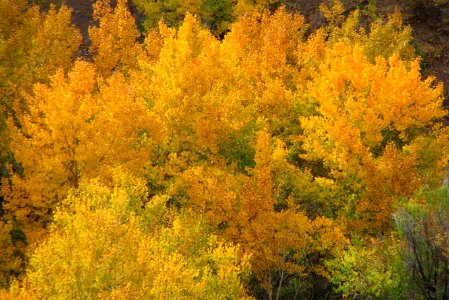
{"left": 0, "top": 0, "right": 448, "bottom": 298}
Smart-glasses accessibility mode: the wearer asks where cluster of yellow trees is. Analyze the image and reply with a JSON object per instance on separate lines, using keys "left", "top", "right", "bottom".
{"left": 1, "top": 0, "right": 448, "bottom": 298}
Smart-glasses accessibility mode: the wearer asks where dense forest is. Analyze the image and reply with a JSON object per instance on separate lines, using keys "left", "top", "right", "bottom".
{"left": 1, "top": 0, "right": 449, "bottom": 298}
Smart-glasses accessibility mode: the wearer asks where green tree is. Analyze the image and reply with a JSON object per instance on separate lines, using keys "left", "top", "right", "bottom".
{"left": 132, "top": 0, "right": 284, "bottom": 35}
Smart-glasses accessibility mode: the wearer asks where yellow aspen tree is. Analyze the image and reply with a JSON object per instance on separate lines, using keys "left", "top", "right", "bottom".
{"left": 1, "top": 61, "right": 164, "bottom": 260}
{"left": 0, "top": 0, "right": 81, "bottom": 154}
{"left": 300, "top": 42, "right": 448, "bottom": 232}
{"left": 144, "top": 9, "right": 310, "bottom": 179}
{"left": 222, "top": 7, "right": 305, "bottom": 95}
{"left": 22, "top": 172, "right": 252, "bottom": 299}
{"left": 89, "top": 0, "right": 144, "bottom": 77}
{"left": 141, "top": 29, "right": 165, "bottom": 63}
{"left": 146, "top": 14, "right": 246, "bottom": 162}
{"left": 0, "top": 0, "right": 81, "bottom": 287}
{"left": 220, "top": 7, "right": 310, "bottom": 143}
{"left": 0, "top": 1, "right": 81, "bottom": 113}
{"left": 0, "top": 1, "right": 81, "bottom": 203}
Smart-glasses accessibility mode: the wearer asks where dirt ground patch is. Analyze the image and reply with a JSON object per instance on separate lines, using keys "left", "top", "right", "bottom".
{"left": 407, "top": 3, "right": 449, "bottom": 110}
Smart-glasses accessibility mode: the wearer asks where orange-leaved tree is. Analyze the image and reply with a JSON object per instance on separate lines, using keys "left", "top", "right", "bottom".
{"left": 1, "top": 61, "right": 164, "bottom": 274}
{"left": 143, "top": 13, "right": 248, "bottom": 166}
{"left": 0, "top": 0, "right": 81, "bottom": 287}
{"left": 0, "top": 0, "right": 81, "bottom": 173}
{"left": 300, "top": 42, "right": 448, "bottom": 232}
{"left": 89, "top": 0, "right": 144, "bottom": 77}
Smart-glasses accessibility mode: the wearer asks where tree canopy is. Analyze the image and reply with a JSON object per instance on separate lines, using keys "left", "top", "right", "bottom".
{"left": 1, "top": 0, "right": 448, "bottom": 298}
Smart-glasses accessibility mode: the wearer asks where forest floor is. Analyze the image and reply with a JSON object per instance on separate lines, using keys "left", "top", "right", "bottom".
{"left": 65, "top": 0, "right": 449, "bottom": 104}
